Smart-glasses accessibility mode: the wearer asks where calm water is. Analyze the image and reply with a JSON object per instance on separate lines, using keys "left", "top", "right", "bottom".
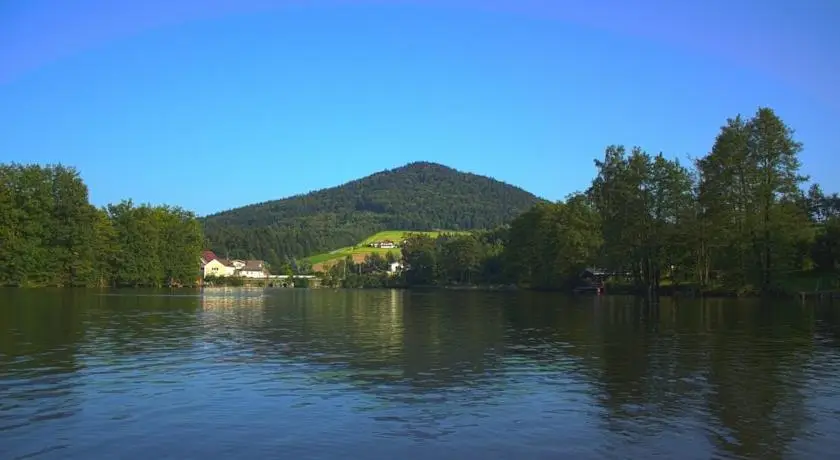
{"left": 2, "top": 289, "right": 840, "bottom": 459}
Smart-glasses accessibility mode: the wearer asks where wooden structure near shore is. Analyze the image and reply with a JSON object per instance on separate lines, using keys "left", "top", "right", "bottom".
{"left": 799, "top": 290, "right": 840, "bottom": 302}
{"left": 572, "top": 268, "right": 609, "bottom": 295}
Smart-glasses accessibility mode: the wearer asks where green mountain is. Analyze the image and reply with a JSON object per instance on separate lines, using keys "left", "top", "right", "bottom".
{"left": 202, "top": 162, "right": 543, "bottom": 268}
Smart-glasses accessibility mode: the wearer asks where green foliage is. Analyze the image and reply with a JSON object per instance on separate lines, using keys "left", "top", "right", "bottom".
{"left": 580, "top": 107, "right": 834, "bottom": 295}
{"left": 203, "top": 274, "right": 245, "bottom": 287}
{"left": 693, "top": 108, "right": 809, "bottom": 290}
{"left": 202, "top": 162, "right": 543, "bottom": 268}
{"left": 292, "top": 276, "right": 311, "bottom": 288}
{"left": 588, "top": 146, "right": 695, "bottom": 291}
{"left": 318, "top": 255, "right": 402, "bottom": 289}
{"left": 5, "top": 107, "right": 832, "bottom": 297}
{"left": 304, "top": 230, "right": 467, "bottom": 266}
{"left": 396, "top": 230, "right": 518, "bottom": 287}
{"left": 359, "top": 230, "right": 468, "bottom": 245}
{"left": 0, "top": 164, "right": 204, "bottom": 287}
{"left": 375, "top": 107, "right": 832, "bottom": 295}
{"left": 401, "top": 235, "right": 441, "bottom": 285}
{"left": 305, "top": 107, "right": 833, "bottom": 297}
{"left": 106, "top": 200, "right": 204, "bottom": 287}
{"left": 812, "top": 216, "right": 840, "bottom": 273}
{"left": 503, "top": 194, "right": 602, "bottom": 289}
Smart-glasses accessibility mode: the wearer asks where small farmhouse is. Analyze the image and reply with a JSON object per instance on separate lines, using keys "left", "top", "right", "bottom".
{"left": 388, "top": 261, "right": 404, "bottom": 275}
{"left": 200, "top": 253, "right": 271, "bottom": 279}
{"left": 203, "top": 258, "right": 236, "bottom": 278}
{"left": 200, "top": 250, "right": 218, "bottom": 272}
{"left": 369, "top": 239, "right": 397, "bottom": 249}
{"left": 200, "top": 250, "right": 217, "bottom": 264}
{"left": 237, "top": 260, "right": 270, "bottom": 278}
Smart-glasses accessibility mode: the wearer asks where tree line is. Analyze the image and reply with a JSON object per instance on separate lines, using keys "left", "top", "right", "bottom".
{"left": 336, "top": 108, "right": 838, "bottom": 295}
{"left": 0, "top": 164, "right": 204, "bottom": 287}
{"left": 4, "top": 107, "right": 836, "bottom": 294}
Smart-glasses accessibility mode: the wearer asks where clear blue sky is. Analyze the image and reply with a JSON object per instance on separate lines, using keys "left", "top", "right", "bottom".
{"left": 1, "top": 0, "right": 838, "bottom": 216}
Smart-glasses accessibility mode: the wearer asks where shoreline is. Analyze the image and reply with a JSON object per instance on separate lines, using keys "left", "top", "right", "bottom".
{"left": 4, "top": 282, "right": 838, "bottom": 301}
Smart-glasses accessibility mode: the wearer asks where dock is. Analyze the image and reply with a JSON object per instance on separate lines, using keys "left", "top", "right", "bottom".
{"left": 572, "top": 285, "right": 603, "bottom": 295}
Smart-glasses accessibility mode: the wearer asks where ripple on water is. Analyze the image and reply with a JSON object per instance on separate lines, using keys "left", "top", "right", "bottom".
{"left": 2, "top": 292, "right": 840, "bottom": 459}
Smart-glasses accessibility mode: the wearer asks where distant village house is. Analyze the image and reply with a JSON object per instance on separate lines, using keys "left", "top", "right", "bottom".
{"left": 369, "top": 239, "right": 398, "bottom": 249}
{"left": 236, "top": 260, "right": 271, "bottom": 278}
{"left": 199, "top": 250, "right": 271, "bottom": 279}
{"left": 388, "top": 261, "right": 404, "bottom": 275}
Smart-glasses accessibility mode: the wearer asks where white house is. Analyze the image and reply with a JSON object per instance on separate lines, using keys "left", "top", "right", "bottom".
{"left": 388, "top": 261, "right": 404, "bottom": 275}
{"left": 201, "top": 256, "right": 271, "bottom": 279}
{"left": 203, "top": 258, "right": 236, "bottom": 278}
{"left": 200, "top": 250, "right": 218, "bottom": 274}
{"left": 237, "top": 260, "right": 270, "bottom": 278}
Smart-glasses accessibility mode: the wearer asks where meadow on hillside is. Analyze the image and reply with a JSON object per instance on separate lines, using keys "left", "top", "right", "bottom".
{"left": 306, "top": 230, "right": 468, "bottom": 266}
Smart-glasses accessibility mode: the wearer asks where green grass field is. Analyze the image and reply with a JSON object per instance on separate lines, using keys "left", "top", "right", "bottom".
{"left": 306, "top": 230, "right": 468, "bottom": 266}
{"left": 306, "top": 246, "right": 400, "bottom": 265}
{"left": 359, "top": 230, "right": 466, "bottom": 245}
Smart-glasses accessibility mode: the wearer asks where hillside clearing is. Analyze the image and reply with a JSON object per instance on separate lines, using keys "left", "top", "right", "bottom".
{"left": 359, "top": 230, "right": 467, "bottom": 245}
{"left": 306, "top": 230, "right": 468, "bottom": 268}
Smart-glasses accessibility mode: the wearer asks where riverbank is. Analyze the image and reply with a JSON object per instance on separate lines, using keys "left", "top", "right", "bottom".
{"left": 599, "top": 272, "right": 840, "bottom": 299}
{"left": 5, "top": 273, "right": 839, "bottom": 301}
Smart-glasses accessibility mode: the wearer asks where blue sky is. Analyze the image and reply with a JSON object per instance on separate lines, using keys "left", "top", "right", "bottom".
{"left": 1, "top": 0, "right": 838, "bottom": 216}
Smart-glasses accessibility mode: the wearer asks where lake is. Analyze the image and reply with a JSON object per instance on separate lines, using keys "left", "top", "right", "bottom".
{"left": 2, "top": 288, "right": 840, "bottom": 459}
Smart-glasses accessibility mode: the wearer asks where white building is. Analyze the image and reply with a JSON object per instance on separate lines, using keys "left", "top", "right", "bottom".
{"left": 201, "top": 257, "right": 271, "bottom": 279}
{"left": 203, "top": 258, "right": 236, "bottom": 278}
{"left": 370, "top": 240, "right": 397, "bottom": 249}
{"left": 388, "top": 261, "right": 404, "bottom": 275}
{"left": 238, "top": 260, "right": 270, "bottom": 278}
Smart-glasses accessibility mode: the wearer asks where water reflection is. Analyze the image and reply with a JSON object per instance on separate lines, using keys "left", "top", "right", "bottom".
{"left": 200, "top": 287, "right": 267, "bottom": 310}
{"left": 1, "top": 289, "right": 840, "bottom": 459}
{"left": 0, "top": 290, "right": 85, "bottom": 449}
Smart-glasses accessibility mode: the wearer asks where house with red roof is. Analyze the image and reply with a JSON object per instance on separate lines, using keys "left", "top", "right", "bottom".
{"left": 201, "top": 250, "right": 218, "bottom": 264}
{"left": 200, "top": 250, "right": 218, "bottom": 276}
{"left": 202, "top": 258, "right": 237, "bottom": 278}
{"left": 199, "top": 250, "right": 271, "bottom": 279}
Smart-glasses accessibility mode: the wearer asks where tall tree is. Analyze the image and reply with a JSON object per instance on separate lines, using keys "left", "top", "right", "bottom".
{"left": 697, "top": 108, "right": 807, "bottom": 290}
{"left": 401, "top": 235, "right": 440, "bottom": 285}
{"left": 158, "top": 206, "right": 205, "bottom": 286}
{"left": 589, "top": 146, "right": 692, "bottom": 292}
{"left": 48, "top": 166, "right": 99, "bottom": 286}
{"left": 440, "top": 235, "right": 481, "bottom": 284}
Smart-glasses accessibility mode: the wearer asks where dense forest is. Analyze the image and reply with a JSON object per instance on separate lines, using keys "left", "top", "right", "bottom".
{"left": 201, "top": 161, "right": 543, "bottom": 268}
{"left": 329, "top": 108, "right": 840, "bottom": 296}
{"left": 0, "top": 164, "right": 204, "bottom": 287}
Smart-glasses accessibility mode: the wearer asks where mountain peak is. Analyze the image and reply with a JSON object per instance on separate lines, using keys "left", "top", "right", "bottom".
{"left": 397, "top": 161, "right": 453, "bottom": 170}
{"left": 203, "top": 164, "right": 542, "bottom": 267}
{"left": 372, "top": 161, "right": 459, "bottom": 177}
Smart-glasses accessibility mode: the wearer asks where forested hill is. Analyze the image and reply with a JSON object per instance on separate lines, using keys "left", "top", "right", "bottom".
{"left": 201, "top": 162, "right": 544, "bottom": 266}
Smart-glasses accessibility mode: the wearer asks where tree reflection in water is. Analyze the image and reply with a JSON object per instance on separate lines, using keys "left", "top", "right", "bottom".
{"left": 2, "top": 289, "right": 839, "bottom": 459}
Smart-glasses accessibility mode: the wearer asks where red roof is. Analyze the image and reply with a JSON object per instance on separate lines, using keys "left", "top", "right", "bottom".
{"left": 202, "top": 250, "right": 218, "bottom": 262}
